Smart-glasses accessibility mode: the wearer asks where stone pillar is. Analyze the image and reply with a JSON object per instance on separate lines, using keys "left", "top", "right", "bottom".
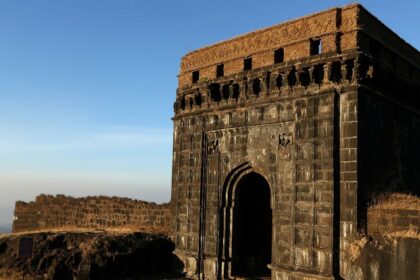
{"left": 352, "top": 56, "right": 360, "bottom": 82}
{"left": 338, "top": 90, "right": 359, "bottom": 278}
{"left": 341, "top": 61, "right": 348, "bottom": 83}
{"left": 281, "top": 72, "right": 289, "bottom": 89}
{"left": 269, "top": 71, "right": 277, "bottom": 92}
{"left": 308, "top": 66, "right": 315, "bottom": 85}
{"left": 323, "top": 62, "right": 332, "bottom": 85}
{"left": 296, "top": 68, "right": 302, "bottom": 87}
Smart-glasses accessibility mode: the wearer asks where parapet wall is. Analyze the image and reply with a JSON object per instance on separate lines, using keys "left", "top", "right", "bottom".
{"left": 178, "top": 4, "right": 420, "bottom": 89}
{"left": 178, "top": 4, "right": 359, "bottom": 87}
{"left": 12, "top": 195, "right": 171, "bottom": 234}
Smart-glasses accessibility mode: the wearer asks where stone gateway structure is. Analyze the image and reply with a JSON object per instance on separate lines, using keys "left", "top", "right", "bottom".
{"left": 171, "top": 4, "right": 420, "bottom": 280}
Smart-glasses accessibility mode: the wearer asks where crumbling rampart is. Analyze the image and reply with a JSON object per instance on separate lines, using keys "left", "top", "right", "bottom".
{"left": 367, "top": 193, "right": 420, "bottom": 235}
{"left": 12, "top": 195, "right": 171, "bottom": 233}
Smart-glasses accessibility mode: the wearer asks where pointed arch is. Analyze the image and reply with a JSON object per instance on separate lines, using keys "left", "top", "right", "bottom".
{"left": 218, "top": 163, "right": 273, "bottom": 278}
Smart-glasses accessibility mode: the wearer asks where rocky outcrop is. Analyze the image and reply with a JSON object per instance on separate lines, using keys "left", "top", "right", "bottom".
{"left": 0, "top": 231, "right": 184, "bottom": 280}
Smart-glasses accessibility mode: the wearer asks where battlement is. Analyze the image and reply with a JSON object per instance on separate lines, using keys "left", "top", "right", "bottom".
{"left": 178, "top": 4, "right": 420, "bottom": 88}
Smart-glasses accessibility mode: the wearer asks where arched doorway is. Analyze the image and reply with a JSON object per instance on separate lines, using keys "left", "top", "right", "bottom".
{"left": 231, "top": 172, "right": 272, "bottom": 277}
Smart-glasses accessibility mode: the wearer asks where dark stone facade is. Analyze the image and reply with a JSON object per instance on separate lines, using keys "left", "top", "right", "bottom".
{"left": 171, "top": 4, "right": 420, "bottom": 280}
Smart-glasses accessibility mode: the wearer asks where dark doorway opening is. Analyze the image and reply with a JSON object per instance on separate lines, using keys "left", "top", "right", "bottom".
{"left": 232, "top": 172, "right": 272, "bottom": 278}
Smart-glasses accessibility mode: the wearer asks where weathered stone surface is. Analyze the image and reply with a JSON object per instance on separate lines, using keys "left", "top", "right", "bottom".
{"left": 171, "top": 3, "right": 420, "bottom": 280}
{"left": 347, "top": 237, "right": 420, "bottom": 280}
{"left": 13, "top": 195, "right": 171, "bottom": 234}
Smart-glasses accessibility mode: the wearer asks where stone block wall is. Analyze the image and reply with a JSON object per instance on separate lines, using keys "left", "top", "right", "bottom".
{"left": 367, "top": 208, "right": 420, "bottom": 234}
{"left": 172, "top": 3, "right": 420, "bottom": 279}
{"left": 172, "top": 47, "right": 361, "bottom": 278}
{"left": 366, "top": 194, "right": 420, "bottom": 235}
{"left": 12, "top": 195, "right": 171, "bottom": 233}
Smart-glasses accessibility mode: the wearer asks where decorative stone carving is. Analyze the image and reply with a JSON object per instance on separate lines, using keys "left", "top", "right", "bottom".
{"left": 278, "top": 133, "right": 292, "bottom": 149}
{"left": 206, "top": 132, "right": 219, "bottom": 155}
{"left": 278, "top": 133, "right": 293, "bottom": 160}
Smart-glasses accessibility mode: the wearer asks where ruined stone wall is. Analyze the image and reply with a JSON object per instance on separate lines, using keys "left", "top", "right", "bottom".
{"left": 367, "top": 194, "right": 420, "bottom": 235}
{"left": 13, "top": 195, "right": 171, "bottom": 233}
{"left": 347, "top": 195, "right": 420, "bottom": 280}
{"left": 367, "top": 208, "right": 420, "bottom": 234}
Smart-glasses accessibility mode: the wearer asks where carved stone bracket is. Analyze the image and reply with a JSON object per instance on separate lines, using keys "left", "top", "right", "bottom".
{"left": 278, "top": 133, "right": 293, "bottom": 160}
{"left": 323, "top": 62, "right": 332, "bottom": 84}
{"left": 175, "top": 55, "right": 358, "bottom": 116}
{"left": 279, "top": 133, "right": 292, "bottom": 149}
{"left": 206, "top": 132, "right": 220, "bottom": 155}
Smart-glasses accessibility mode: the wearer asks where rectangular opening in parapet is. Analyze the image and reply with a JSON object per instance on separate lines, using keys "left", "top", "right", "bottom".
{"left": 274, "top": 48, "right": 284, "bottom": 63}
{"left": 310, "top": 38, "right": 322, "bottom": 55}
{"left": 192, "top": 70, "right": 200, "bottom": 83}
{"left": 244, "top": 57, "right": 252, "bottom": 71}
{"left": 369, "top": 39, "right": 381, "bottom": 60}
{"left": 216, "top": 64, "right": 224, "bottom": 77}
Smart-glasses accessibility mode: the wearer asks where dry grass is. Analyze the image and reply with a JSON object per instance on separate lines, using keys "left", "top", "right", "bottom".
{"left": 348, "top": 236, "right": 368, "bottom": 262}
{"left": 0, "top": 233, "right": 10, "bottom": 239}
{"left": 2, "top": 226, "right": 169, "bottom": 238}
{"left": 383, "top": 226, "right": 420, "bottom": 240}
{"left": 370, "top": 193, "right": 420, "bottom": 211}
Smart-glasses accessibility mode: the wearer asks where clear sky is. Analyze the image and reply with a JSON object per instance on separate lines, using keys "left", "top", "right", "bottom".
{"left": 0, "top": 0, "right": 419, "bottom": 228}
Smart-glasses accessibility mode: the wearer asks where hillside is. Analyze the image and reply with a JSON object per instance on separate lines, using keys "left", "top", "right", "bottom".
{"left": 0, "top": 230, "right": 184, "bottom": 280}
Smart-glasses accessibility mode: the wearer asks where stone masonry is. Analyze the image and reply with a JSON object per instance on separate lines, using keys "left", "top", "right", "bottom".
{"left": 13, "top": 194, "right": 171, "bottom": 233}
{"left": 171, "top": 4, "right": 420, "bottom": 280}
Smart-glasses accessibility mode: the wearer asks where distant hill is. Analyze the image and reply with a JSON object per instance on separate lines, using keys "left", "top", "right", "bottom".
{"left": 0, "top": 225, "right": 11, "bottom": 234}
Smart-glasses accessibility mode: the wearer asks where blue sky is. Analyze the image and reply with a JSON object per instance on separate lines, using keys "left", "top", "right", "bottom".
{"left": 0, "top": 0, "right": 419, "bottom": 228}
